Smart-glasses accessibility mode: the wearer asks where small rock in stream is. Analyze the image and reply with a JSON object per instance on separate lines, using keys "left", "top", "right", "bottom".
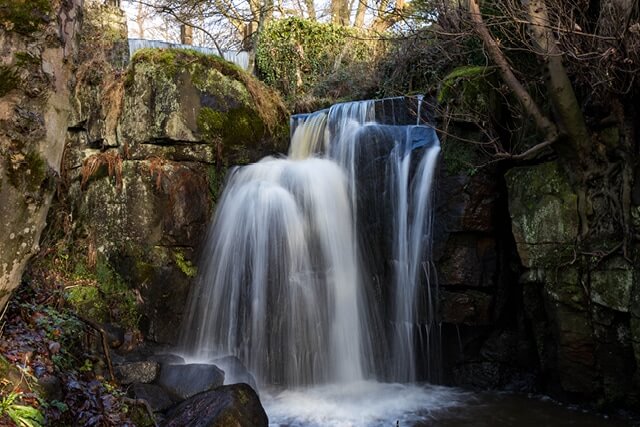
{"left": 156, "top": 363, "right": 225, "bottom": 400}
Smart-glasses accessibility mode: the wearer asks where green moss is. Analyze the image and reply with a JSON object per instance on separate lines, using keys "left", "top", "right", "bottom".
{"left": 0, "top": 66, "right": 20, "bottom": 97}
{"left": 197, "top": 107, "right": 225, "bottom": 139}
{"left": 208, "top": 165, "right": 220, "bottom": 201}
{"left": 66, "top": 259, "right": 140, "bottom": 330}
{"left": 14, "top": 51, "right": 39, "bottom": 68}
{"left": 66, "top": 285, "right": 107, "bottom": 323}
{"left": 0, "top": 0, "right": 52, "bottom": 35}
{"left": 131, "top": 48, "right": 243, "bottom": 81}
{"left": 6, "top": 150, "right": 47, "bottom": 192}
{"left": 174, "top": 250, "right": 197, "bottom": 278}
{"left": 438, "top": 66, "right": 490, "bottom": 103}
{"left": 197, "top": 106, "right": 265, "bottom": 148}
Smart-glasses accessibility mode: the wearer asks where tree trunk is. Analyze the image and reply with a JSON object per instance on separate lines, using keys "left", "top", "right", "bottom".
{"left": 525, "top": 0, "right": 591, "bottom": 165}
{"left": 331, "top": 0, "right": 351, "bottom": 25}
{"left": 354, "top": 0, "right": 367, "bottom": 27}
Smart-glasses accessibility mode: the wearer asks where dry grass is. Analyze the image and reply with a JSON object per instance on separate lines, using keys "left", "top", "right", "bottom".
{"left": 80, "top": 151, "right": 123, "bottom": 190}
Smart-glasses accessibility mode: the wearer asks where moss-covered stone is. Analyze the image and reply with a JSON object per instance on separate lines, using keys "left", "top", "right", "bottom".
{"left": 543, "top": 267, "right": 587, "bottom": 311}
{"left": 122, "top": 48, "right": 287, "bottom": 154}
{"left": 441, "top": 136, "right": 481, "bottom": 176}
{"left": 197, "top": 106, "right": 265, "bottom": 149}
{"left": 590, "top": 257, "right": 634, "bottom": 312}
{"left": 506, "top": 161, "right": 578, "bottom": 268}
{"left": 437, "top": 66, "right": 497, "bottom": 123}
{"left": 5, "top": 150, "right": 47, "bottom": 192}
{"left": 65, "top": 258, "right": 140, "bottom": 330}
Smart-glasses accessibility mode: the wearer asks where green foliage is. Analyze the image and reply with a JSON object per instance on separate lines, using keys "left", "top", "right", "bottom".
{"left": 31, "top": 306, "right": 85, "bottom": 370}
{"left": 1, "top": 391, "right": 44, "bottom": 427}
{"left": 174, "top": 250, "right": 197, "bottom": 278}
{"left": 256, "top": 17, "right": 379, "bottom": 100}
{"left": 65, "top": 259, "right": 139, "bottom": 330}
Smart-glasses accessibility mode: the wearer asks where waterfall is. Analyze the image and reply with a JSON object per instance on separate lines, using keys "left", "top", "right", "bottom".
{"left": 181, "top": 96, "right": 441, "bottom": 387}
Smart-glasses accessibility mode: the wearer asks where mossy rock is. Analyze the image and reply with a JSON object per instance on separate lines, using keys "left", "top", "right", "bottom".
{"left": 65, "top": 259, "right": 139, "bottom": 330}
{"left": 437, "top": 66, "right": 498, "bottom": 122}
{"left": 506, "top": 161, "right": 578, "bottom": 268}
{"left": 123, "top": 48, "right": 287, "bottom": 154}
{"left": 0, "top": 0, "right": 52, "bottom": 35}
{"left": 197, "top": 106, "right": 265, "bottom": 149}
{"left": 4, "top": 150, "right": 47, "bottom": 192}
{"left": 441, "top": 132, "right": 484, "bottom": 176}
{"left": 590, "top": 257, "right": 634, "bottom": 313}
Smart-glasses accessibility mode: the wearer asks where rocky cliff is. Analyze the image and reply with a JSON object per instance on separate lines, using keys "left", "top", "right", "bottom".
{"left": 435, "top": 105, "right": 640, "bottom": 409}
{"left": 0, "top": 0, "right": 83, "bottom": 309}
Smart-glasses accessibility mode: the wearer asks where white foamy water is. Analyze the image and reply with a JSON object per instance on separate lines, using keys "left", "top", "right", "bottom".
{"left": 263, "top": 381, "right": 470, "bottom": 427}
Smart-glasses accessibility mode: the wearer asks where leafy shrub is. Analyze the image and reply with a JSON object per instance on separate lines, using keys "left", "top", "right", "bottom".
{"left": 256, "top": 17, "right": 382, "bottom": 101}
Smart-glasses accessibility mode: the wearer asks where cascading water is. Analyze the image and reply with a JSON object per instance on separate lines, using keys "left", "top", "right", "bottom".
{"left": 180, "top": 157, "right": 371, "bottom": 386}
{"left": 180, "top": 96, "right": 450, "bottom": 425}
{"left": 288, "top": 98, "right": 441, "bottom": 382}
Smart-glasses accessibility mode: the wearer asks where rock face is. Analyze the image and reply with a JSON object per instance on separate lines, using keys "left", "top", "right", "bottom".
{"left": 0, "top": 0, "right": 82, "bottom": 311}
{"left": 506, "top": 162, "right": 578, "bottom": 268}
{"left": 163, "top": 384, "right": 268, "bottom": 427}
{"left": 506, "top": 160, "right": 638, "bottom": 405}
{"left": 434, "top": 127, "right": 535, "bottom": 391}
{"left": 55, "top": 3, "right": 288, "bottom": 345}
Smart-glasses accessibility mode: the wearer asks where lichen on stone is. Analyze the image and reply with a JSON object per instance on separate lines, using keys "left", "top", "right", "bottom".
{"left": 506, "top": 161, "right": 578, "bottom": 268}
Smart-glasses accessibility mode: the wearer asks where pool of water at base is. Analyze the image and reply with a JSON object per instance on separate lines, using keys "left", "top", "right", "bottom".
{"left": 262, "top": 381, "right": 633, "bottom": 427}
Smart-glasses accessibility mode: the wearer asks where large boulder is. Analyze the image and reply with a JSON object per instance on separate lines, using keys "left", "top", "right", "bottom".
{"left": 157, "top": 363, "right": 225, "bottom": 400}
{"left": 163, "top": 383, "right": 268, "bottom": 427}
{"left": 61, "top": 40, "right": 288, "bottom": 344}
